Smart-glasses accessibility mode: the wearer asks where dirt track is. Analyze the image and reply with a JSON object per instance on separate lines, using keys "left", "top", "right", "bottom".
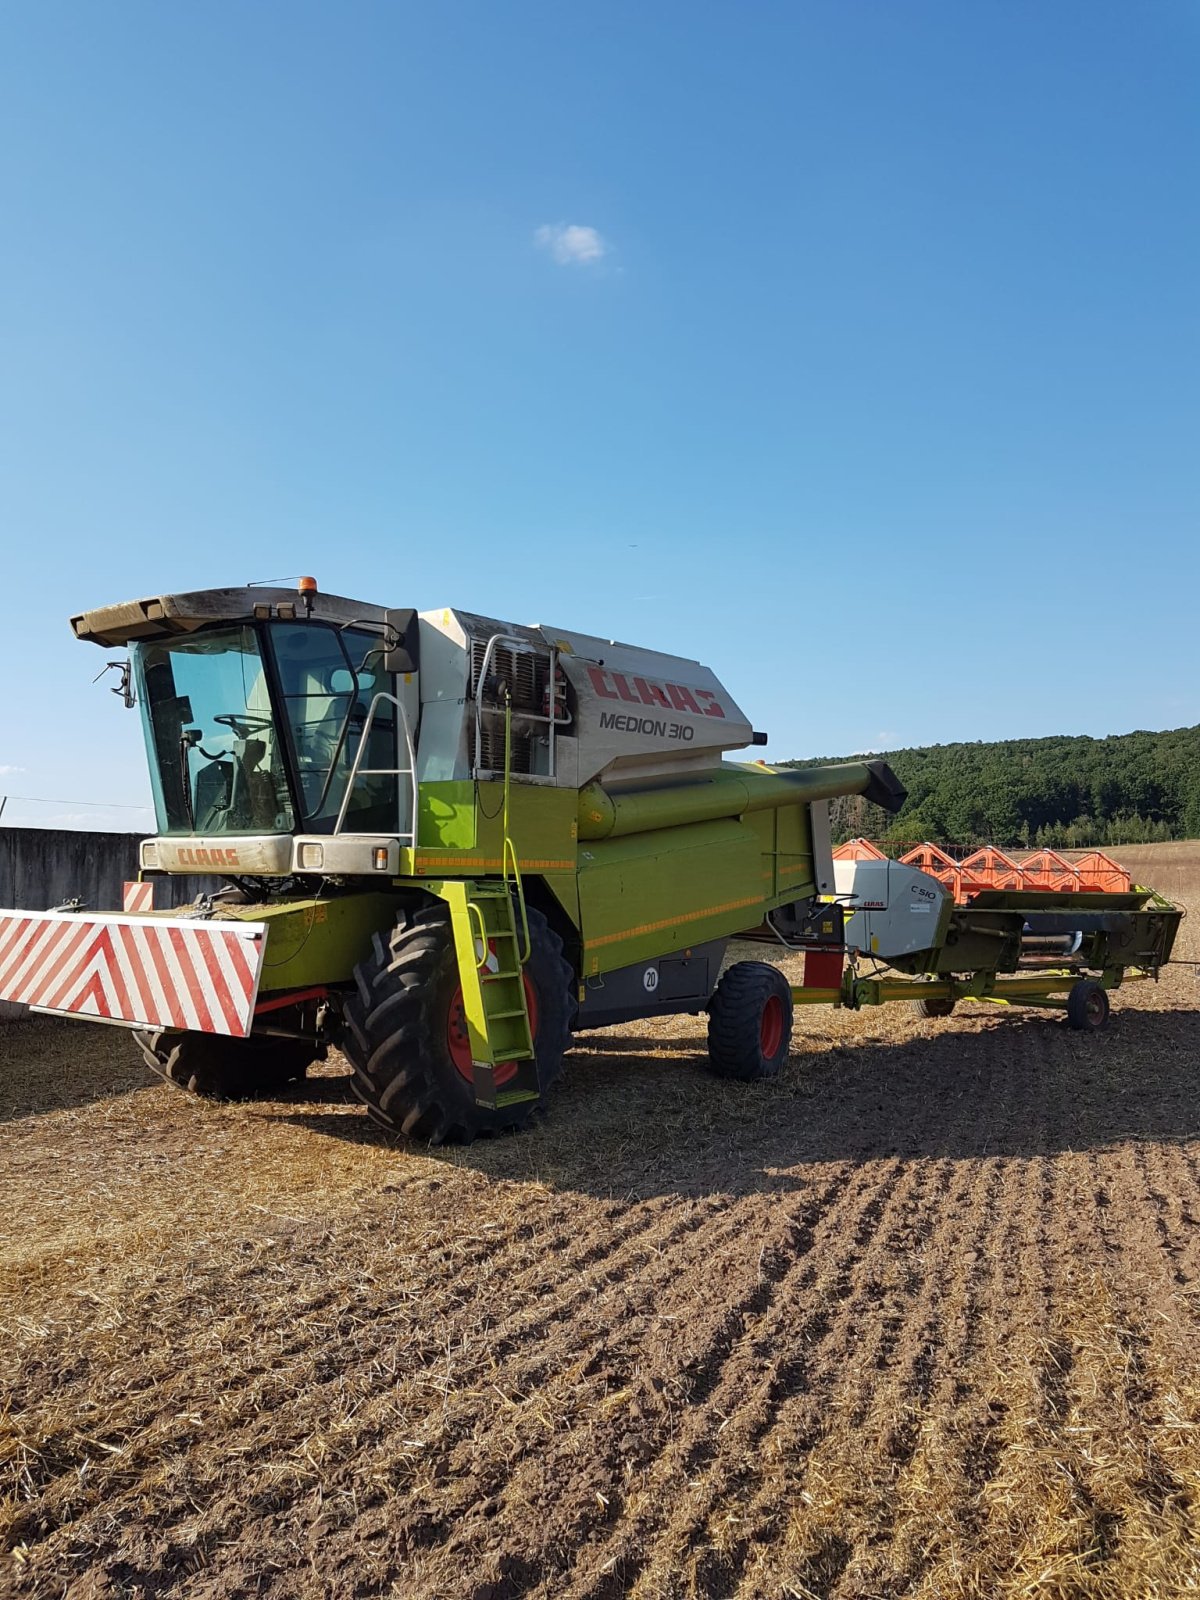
{"left": 3, "top": 848, "right": 1200, "bottom": 1598}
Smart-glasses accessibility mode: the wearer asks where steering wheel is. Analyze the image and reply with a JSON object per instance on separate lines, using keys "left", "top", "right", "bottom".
{"left": 212, "top": 711, "right": 275, "bottom": 738}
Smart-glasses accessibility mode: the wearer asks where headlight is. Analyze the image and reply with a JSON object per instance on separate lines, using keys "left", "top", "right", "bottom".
{"left": 140, "top": 841, "right": 159, "bottom": 869}
{"left": 299, "top": 843, "right": 324, "bottom": 870}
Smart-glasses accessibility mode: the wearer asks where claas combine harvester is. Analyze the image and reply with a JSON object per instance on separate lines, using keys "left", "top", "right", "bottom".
{"left": 0, "top": 580, "right": 1182, "bottom": 1141}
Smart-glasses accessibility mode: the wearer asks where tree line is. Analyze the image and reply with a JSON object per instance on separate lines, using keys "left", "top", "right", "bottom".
{"left": 782, "top": 725, "right": 1200, "bottom": 848}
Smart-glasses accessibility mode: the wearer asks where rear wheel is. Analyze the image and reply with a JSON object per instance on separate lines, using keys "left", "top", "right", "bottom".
{"left": 342, "top": 900, "right": 573, "bottom": 1142}
{"left": 1067, "top": 978, "right": 1110, "bottom": 1032}
{"left": 707, "top": 961, "right": 793, "bottom": 1081}
{"left": 134, "top": 1029, "right": 318, "bottom": 1098}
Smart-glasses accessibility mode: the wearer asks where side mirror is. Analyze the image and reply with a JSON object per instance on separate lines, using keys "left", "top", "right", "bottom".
{"left": 383, "top": 608, "right": 420, "bottom": 676}
{"left": 94, "top": 659, "right": 136, "bottom": 709}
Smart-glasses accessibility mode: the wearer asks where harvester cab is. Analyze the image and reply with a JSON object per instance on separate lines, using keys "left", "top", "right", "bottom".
{"left": 94, "top": 586, "right": 418, "bottom": 874}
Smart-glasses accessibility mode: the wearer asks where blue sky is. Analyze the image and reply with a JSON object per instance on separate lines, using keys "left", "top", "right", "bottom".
{"left": 1, "top": 1, "right": 1197, "bottom": 830}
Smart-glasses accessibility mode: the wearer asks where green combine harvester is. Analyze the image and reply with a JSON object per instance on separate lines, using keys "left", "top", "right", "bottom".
{"left": 0, "top": 580, "right": 1181, "bottom": 1141}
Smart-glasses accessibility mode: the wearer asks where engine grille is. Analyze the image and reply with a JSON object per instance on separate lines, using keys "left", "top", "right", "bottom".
{"left": 478, "top": 725, "right": 534, "bottom": 774}
{"left": 470, "top": 639, "right": 547, "bottom": 714}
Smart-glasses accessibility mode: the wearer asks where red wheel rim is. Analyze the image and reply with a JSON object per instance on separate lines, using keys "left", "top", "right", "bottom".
{"left": 759, "top": 993, "right": 785, "bottom": 1058}
{"left": 447, "top": 970, "right": 539, "bottom": 1087}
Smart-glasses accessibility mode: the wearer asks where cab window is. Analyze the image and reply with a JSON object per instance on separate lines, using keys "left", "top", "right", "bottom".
{"left": 269, "top": 623, "right": 398, "bottom": 833}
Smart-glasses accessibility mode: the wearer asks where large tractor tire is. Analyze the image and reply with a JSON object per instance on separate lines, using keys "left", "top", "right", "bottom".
{"left": 707, "top": 961, "right": 794, "bottom": 1081}
{"left": 134, "top": 1029, "right": 318, "bottom": 1099}
{"left": 342, "top": 900, "right": 573, "bottom": 1142}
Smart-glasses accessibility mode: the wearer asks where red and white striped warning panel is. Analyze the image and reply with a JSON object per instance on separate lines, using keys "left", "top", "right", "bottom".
{"left": 0, "top": 910, "right": 267, "bottom": 1037}
{"left": 123, "top": 881, "right": 155, "bottom": 913}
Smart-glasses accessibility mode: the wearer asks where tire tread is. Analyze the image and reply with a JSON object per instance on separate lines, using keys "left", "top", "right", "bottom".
{"left": 342, "top": 899, "right": 572, "bottom": 1143}
{"left": 706, "top": 961, "right": 793, "bottom": 1081}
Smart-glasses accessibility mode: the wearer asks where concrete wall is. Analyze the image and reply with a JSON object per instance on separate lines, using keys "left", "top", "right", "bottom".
{"left": 0, "top": 828, "right": 211, "bottom": 1018}
{"left": 0, "top": 826, "right": 212, "bottom": 915}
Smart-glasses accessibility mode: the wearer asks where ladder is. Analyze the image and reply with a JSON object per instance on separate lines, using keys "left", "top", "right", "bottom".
{"left": 441, "top": 880, "right": 539, "bottom": 1111}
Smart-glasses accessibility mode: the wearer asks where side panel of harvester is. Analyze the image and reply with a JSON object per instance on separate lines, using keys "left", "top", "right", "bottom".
{"left": 545, "top": 625, "right": 756, "bottom": 788}
{"left": 576, "top": 818, "right": 764, "bottom": 976}
{"left": 570, "top": 762, "right": 895, "bottom": 975}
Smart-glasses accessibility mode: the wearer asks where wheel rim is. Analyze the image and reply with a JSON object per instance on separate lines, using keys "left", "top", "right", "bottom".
{"left": 759, "top": 993, "right": 785, "bottom": 1058}
{"left": 1086, "top": 989, "right": 1106, "bottom": 1025}
{"left": 447, "top": 972, "right": 540, "bottom": 1087}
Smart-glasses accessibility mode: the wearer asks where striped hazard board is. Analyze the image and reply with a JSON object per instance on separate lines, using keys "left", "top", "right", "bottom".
{"left": 0, "top": 909, "right": 268, "bottom": 1037}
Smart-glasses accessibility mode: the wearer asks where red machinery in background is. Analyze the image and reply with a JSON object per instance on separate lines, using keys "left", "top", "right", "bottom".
{"left": 833, "top": 839, "right": 1131, "bottom": 905}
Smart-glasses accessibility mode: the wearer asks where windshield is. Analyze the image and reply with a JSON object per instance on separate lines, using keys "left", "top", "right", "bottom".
{"left": 134, "top": 627, "right": 295, "bottom": 835}
{"left": 133, "top": 621, "right": 399, "bottom": 838}
{"left": 268, "top": 622, "right": 398, "bottom": 834}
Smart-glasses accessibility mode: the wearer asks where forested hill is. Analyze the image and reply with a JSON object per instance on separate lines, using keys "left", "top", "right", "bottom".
{"left": 781, "top": 725, "right": 1200, "bottom": 848}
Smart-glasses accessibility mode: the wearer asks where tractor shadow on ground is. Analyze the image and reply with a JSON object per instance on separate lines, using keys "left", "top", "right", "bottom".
{"left": 272, "top": 1068, "right": 354, "bottom": 1106}
{"left": 280, "top": 1004, "right": 1200, "bottom": 1200}
{"left": 1, "top": 1016, "right": 356, "bottom": 1123}
{"left": 0, "top": 1016, "right": 156, "bottom": 1122}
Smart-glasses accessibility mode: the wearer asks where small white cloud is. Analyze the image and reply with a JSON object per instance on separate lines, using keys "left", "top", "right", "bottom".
{"left": 535, "top": 223, "right": 607, "bottom": 266}
{"left": 0, "top": 765, "right": 26, "bottom": 776}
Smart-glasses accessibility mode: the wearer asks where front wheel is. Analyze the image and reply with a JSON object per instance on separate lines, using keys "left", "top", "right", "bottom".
{"left": 342, "top": 901, "right": 573, "bottom": 1142}
{"left": 706, "top": 961, "right": 794, "bottom": 1081}
{"left": 134, "top": 1029, "right": 319, "bottom": 1098}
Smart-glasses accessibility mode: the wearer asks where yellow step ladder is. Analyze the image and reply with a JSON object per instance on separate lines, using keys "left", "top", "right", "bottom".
{"left": 441, "top": 880, "right": 539, "bottom": 1111}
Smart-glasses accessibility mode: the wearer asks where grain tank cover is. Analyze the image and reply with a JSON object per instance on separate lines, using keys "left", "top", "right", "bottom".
{"left": 540, "top": 624, "right": 756, "bottom": 787}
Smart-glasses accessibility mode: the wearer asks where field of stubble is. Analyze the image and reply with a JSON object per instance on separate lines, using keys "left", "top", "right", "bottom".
{"left": 2, "top": 842, "right": 1200, "bottom": 1600}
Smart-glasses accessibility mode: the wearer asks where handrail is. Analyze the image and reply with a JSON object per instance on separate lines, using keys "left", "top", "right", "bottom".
{"left": 501, "top": 693, "right": 532, "bottom": 965}
{"left": 333, "top": 690, "right": 418, "bottom": 842}
{"left": 548, "top": 645, "right": 559, "bottom": 783}
{"left": 470, "top": 631, "right": 569, "bottom": 780}
{"left": 467, "top": 900, "right": 490, "bottom": 969}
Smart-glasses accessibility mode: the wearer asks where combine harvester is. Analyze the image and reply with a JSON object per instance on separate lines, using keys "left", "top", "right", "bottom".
{"left": 0, "top": 580, "right": 1182, "bottom": 1140}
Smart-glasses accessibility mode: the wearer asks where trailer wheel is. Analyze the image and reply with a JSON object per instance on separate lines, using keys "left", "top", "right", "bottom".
{"left": 342, "top": 901, "right": 573, "bottom": 1142}
{"left": 913, "top": 995, "right": 956, "bottom": 1019}
{"left": 706, "top": 961, "right": 793, "bottom": 1081}
{"left": 134, "top": 1029, "right": 317, "bottom": 1099}
{"left": 1067, "top": 979, "right": 1110, "bottom": 1032}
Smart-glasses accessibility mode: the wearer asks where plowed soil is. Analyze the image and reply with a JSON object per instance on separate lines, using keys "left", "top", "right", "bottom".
{"left": 3, "top": 844, "right": 1200, "bottom": 1599}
